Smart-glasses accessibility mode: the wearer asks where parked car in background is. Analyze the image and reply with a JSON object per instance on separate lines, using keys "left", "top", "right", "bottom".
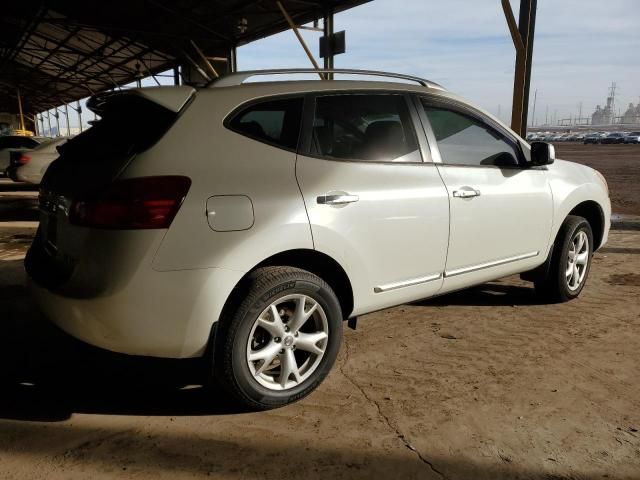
{"left": 573, "top": 134, "right": 585, "bottom": 142}
{"left": 600, "top": 132, "right": 626, "bottom": 144}
{"left": 624, "top": 132, "right": 640, "bottom": 144}
{"left": 26, "top": 69, "right": 611, "bottom": 409}
{"left": 0, "top": 135, "right": 50, "bottom": 175}
{"left": 584, "top": 133, "right": 600, "bottom": 144}
{"left": 6, "top": 137, "right": 71, "bottom": 184}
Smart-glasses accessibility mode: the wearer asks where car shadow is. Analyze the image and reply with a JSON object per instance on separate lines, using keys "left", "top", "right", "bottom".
{"left": 413, "top": 281, "right": 543, "bottom": 307}
{"left": 0, "top": 180, "right": 39, "bottom": 193}
{"left": 0, "top": 274, "right": 246, "bottom": 422}
{"left": 0, "top": 197, "right": 40, "bottom": 222}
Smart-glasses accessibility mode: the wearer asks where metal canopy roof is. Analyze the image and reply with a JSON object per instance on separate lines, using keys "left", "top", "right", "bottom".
{"left": 0, "top": 0, "right": 370, "bottom": 114}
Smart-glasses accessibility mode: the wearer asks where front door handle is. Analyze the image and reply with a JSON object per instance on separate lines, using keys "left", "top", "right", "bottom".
{"left": 452, "top": 187, "right": 481, "bottom": 198}
{"left": 317, "top": 193, "right": 360, "bottom": 205}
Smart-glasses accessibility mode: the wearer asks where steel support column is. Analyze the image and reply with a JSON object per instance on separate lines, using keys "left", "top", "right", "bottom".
{"left": 229, "top": 45, "right": 238, "bottom": 73}
{"left": 76, "top": 101, "right": 83, "bottom": 133}
{"left": 502, "top": 0, "right": 536, "bottom": 137}
{"left": 173, "top": 67, "right": 180, "bottom": 86}
{"left": 519, "top": 0, "right": 537, "bottom": 134}
{"left": 64, "top": 104, "right": 71, "bottom": 136}
{"left": 323, "top": 8, "right": 335, "bottom": 79}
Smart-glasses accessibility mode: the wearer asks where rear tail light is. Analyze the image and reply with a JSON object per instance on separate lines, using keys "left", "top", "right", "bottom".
{"left": 9, "top": 151, "right": 30, "bottom": 166}
{"left": 70, "top": 176, "right": 191, "bottom": 229}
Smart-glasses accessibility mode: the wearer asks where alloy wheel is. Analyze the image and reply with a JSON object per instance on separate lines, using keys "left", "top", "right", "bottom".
{"left": 246, "top": 294, "right": 329, "bottom": 391}
{"left": 566, "top": 230, "right": 589, "bottom": 291}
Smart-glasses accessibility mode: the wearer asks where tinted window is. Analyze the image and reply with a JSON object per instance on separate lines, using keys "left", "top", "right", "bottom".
{"left": 422, "top": 103, "right": 521, "bottom": 167}
{"left": 311, "top": 94, "right": 421, "bottom": 163}
{"left": 42, "top": 94, "right": 179, "bottom": 196}
{"left": 229, "top": 97, "right": 303, "bottom": 150}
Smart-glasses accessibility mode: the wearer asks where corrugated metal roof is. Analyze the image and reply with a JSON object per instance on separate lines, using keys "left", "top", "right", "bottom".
{"left": 0, "top": 0, "right": 370, "bottom": 114}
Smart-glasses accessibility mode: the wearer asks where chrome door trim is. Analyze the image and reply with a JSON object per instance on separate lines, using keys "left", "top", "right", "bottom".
{"left": 374, "top": 273, "right": 442, "bottom": 293}
{"left": 444, "top": 251, "right": 539, "bottom": 278}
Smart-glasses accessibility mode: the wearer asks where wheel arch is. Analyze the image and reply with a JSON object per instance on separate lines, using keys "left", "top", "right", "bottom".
{"left": 568, "top": 200, "right": 605, "bottom": 250}
{"left": 221, "top": 249, "right": 354, "bottom": 321}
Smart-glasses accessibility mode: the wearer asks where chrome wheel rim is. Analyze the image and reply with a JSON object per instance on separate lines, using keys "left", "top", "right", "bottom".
{"left": 246, "top": 294, "right": 329, "bottom": 391}
{"left": 566, "top": 230, "right": 589, "bottom": 291}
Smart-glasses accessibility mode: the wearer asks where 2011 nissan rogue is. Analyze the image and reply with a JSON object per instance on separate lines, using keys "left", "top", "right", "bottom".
{"left": 26, "top": 69, "right": 611, "bottom": 409}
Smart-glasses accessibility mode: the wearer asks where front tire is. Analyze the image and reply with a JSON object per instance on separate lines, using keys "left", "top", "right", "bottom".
{"left": 535, "top": 215, "right": 593, "bottom": 303}
{"left": 214, "top": 266, "right": 343, "bottom": 410}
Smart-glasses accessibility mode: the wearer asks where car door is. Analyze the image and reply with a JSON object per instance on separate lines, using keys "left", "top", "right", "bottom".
{"left": 295, "top": 92, "right": 450, "bottom": 316}
{"left": 415, "top": 95, "right": 553, "bottom": 292}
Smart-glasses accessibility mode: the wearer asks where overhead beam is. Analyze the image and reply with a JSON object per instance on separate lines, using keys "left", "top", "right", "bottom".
{"left": 276, "top": 1, "right": 325, "bottom": 80}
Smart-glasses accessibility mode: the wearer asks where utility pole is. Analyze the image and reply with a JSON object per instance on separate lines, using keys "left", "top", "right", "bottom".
{"left": 545, "top": 105, "right": 549, "bottom": 125}
{"left": 578, "top": 102, "right": 583, "bottom": 125}
{"left": 531, "top": 89, "right": 538, "bottom": 127}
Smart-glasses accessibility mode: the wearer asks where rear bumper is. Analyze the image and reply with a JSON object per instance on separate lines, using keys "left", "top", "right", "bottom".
{"left": 30, "top": 265, "right": 244, "bottom": 359}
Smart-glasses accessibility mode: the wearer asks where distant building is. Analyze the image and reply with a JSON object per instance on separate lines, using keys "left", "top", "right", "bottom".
{"left": 622, "top": 103, "right": 640, "bottom": 125}
{"left": 591, "top": 96, "right": 615, "bottom": 125}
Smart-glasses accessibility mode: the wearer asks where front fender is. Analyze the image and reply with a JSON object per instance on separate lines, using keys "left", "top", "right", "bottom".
{"left": 547, "top": 160, "right": 611, "bottom": 250}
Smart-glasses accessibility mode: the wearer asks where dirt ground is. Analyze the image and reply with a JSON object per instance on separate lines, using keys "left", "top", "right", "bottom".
{"left": 1, "top": 144, "right": 639, "bottom": 480}
{"left": 553, "top": 143, "right": 640, "bottom": 216}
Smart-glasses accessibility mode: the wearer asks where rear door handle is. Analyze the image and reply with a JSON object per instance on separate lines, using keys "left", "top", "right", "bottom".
{"left": 317, "top": 194, "right": 360, "bottom": 205}
{"left": 452, "top": 187, "right": 481, "bottom": 198}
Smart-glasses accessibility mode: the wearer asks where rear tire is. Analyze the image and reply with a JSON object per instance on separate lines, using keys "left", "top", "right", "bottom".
{"left": 535, "top": 215, "right": 593, "bottom": 303}
{"left": 213, "top": 266, "right": 343, "bottom": 410}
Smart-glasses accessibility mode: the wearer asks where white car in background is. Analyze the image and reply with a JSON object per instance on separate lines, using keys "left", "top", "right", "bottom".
{"left": 7, "top": 137, "right": 71, "bottom": 184}
{"left": 0, "top": 135, "right": 50, "bottom": 174}
{"left": 26, "top": 69, "right": 611, "bottom": 410}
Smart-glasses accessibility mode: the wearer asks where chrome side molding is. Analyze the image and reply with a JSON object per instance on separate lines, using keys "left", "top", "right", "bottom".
{"left": 374, "top": 273, "right": 442, "bottom": 293}
{"left": 444, "top": 251, "right": 539, "bottom": 278}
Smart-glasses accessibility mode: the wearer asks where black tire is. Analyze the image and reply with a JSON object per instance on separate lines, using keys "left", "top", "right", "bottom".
{"left": 213, "top": 266, "right": 343, "bottom": 410}
{"left": 535, "top": 215, "right": 594, "bottom": 303}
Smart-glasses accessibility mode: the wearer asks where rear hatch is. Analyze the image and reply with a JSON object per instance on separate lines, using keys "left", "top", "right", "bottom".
{"left": 26, "top": 87, "right": 194, "bottom": 291}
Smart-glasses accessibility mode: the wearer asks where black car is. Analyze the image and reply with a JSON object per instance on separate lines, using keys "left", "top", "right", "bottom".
{"left": 600, "top": 132, "right": 626, "bottom": 144}
{"left": 583, "top": 134, "right": 600, "bottom": 144}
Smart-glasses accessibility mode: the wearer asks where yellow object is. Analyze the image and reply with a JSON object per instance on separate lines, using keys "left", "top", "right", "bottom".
{"left": 14, "top": 129, "right": 34, "bottom": 136}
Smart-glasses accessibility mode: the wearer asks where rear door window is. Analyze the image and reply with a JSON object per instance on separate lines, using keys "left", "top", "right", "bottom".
{"left": 227, "top": 97, "right": 303, "bottom": 151}
{"left": 309, "top": 94, "right": 421, "bottom": 163}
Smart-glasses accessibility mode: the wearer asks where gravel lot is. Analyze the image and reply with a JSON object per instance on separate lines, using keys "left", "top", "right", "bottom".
{"left": 0, "top": 144, "right": 639, "bottom": 479}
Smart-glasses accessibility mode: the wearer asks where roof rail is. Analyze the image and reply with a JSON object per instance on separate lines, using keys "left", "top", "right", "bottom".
{"left": 208, "top": 68, "right": 445, "bottom": 90}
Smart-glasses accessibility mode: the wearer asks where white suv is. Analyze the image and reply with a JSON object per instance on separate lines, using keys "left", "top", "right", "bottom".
{"left": 26, "top": 69, "right": 611, "bottom": 409}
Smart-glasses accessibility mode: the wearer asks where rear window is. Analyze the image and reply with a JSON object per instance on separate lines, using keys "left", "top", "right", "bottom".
{"left": 0, "top": 136, "right": 39, "bottom": 150}
{"left": 227, "top": 97, "right": 303, "bottom": 151}
{"left": 61, "top": 94, "right": 178, "bottom": 160}
{"left": 41, "top": 94, "right": 180, "bottom": 195}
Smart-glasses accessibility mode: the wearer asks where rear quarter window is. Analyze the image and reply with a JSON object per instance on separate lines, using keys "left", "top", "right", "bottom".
{"left": 226, "top": 97, "right": 303, "bottom": 151}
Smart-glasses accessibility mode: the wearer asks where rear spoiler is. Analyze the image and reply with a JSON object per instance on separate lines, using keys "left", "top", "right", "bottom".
{"left": 88, "top": 86, "right": 195, "bottom": 115}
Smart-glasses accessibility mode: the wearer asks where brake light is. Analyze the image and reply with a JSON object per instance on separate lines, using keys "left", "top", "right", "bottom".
{"left": 70, "top": 176, "right": 191, "bottom": 229}
{"left": 18, "top": 154, "right": 31, "bottom": 165}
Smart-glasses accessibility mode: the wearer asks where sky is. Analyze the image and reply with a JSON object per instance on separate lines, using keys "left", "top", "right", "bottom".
{"left": 39, "top": 0, "right": 639, "bottom": 134}
{"left": 238, "top": 0, "right": 640, "bottom": 127}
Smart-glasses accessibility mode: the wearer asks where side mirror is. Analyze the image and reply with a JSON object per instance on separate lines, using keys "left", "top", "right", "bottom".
{"left": 530, "top": 141, "right": 555, "bottom": 166}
